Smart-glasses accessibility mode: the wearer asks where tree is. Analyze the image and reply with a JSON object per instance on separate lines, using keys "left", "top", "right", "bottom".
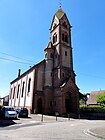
{"left": 79, "top": 99, "right": 85, "bottom": 105}
{"left": 96, "top": 92, "right": 105, "bottom": 106}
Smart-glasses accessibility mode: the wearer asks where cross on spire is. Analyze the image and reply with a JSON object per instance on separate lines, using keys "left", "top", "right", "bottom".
{"left": 59, "top": 0, "right": 62, "bottom": 8}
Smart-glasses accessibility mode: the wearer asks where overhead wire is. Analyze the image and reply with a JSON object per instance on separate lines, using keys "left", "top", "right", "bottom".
{"left": 0, "top": 51, "right": 105, "bottom": 80}
{"left": 0, "top": 51, "right": 35, "bottom": 63}
{"left": 0, "top": 51, "right": 35, "bottom": 65}
{"left": 0, "top": 57, "right": 34, "bottom": 65}
{"left": 76, "top": 72, "right": 105, "bottom": 80}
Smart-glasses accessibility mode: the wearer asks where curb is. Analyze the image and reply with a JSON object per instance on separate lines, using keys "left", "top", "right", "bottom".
{"left": 87, "top": 129, "right": 105, "bottom": 139}
{"left": 1, "top": 121, "right": 42, "bottom": 130}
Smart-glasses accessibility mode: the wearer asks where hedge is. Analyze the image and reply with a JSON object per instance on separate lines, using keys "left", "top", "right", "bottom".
{"left": 0, "top": 105, "right": 3, "bottom": 110}
{"left": 80, "top": 105, "right": 105, "bottom": 113}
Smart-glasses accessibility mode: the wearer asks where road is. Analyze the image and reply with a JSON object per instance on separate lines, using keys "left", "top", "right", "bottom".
{"left": 0, "top": 115, "right": 104, "bottom": 140}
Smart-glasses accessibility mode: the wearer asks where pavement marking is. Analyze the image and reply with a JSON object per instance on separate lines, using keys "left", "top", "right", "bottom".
{"left": 30, "top": 121, "right": 37, "bottom": 123}
{"left": 83, "top": 129, "right": 103, "bottom": 140}
{"left": 83, "top": 129, "right": 92, "bottom": 137}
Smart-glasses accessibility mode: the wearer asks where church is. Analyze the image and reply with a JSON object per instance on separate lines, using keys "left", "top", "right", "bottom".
{"left": 9, "top": 8, "right": 80, "bottom": 117}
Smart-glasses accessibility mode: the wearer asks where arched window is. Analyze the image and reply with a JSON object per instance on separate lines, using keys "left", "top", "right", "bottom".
{"left": 17, "top": 85, "right": 20, "bottom": 98}
{"left": 53, "top": 33, "right": 57, "bottom": 44}
{"left": 63, "top": 21, "right": 67, "bottom": 28}
{"left": 21, "top": 82, "right": 25, "bottom": 97}
{"left": 62, "top": 33, "right": 68, "bottom": 43}
{"left": 51, "top": 72, "right": 52, "bottom": 77}
{"left": 62, "top": 34, "right": 65, "bottom": 41}
{"left": 50, "top": 101, "right": 52, "bottom": 107}
{"left": 65, "top": 51, "right": 67, "bottom": 56}
{"left": 28, "top": 78, "right": 31, "bottom": 92}
{"left": 65, "top": 35, "right": 68, "bottom": 43}
{"left": 13, "top": 87, "right": 16, "bottom": 99}
{"left": 50, "top": 53, "right": 53, "bottom": 58}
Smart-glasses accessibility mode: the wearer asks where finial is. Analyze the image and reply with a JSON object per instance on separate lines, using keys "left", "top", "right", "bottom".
{"left": 59, "top": 0, "right": 62, "bottom": 8}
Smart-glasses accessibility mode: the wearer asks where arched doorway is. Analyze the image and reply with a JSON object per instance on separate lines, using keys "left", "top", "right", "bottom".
{"left": 37, "top": 98, "right": 42, "bottom": 114}
{"left": 65, "top": 99, "right": 71, "bottom": 113}
{"left": 65, "top": 92, "right": 73, "bottom": 113}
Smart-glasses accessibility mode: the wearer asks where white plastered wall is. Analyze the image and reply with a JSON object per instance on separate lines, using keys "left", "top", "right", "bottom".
{"left": 9, "top": 69, "right": 35, "bottom": 109}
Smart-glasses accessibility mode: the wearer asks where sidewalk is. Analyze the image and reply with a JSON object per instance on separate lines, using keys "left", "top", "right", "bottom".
{"left": 30, "top": 114, "right": 74, "bottom": 122}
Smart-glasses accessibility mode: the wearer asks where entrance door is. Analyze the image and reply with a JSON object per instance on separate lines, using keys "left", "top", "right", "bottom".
{"left": 37, "top": 98, "right": 42, "bottom": 114}
{"left": 65, "top": 99, "right": 71, "bottom": 113}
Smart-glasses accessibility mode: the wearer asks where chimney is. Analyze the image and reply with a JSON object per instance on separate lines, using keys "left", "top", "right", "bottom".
{"left": 18, "top": 69, "right": 21, "bottom": 77}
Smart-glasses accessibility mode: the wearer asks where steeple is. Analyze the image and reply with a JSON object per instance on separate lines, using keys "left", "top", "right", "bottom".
{"left": 50, "top": 8, "right": 71, "bottom": 33}
{"left": 46, "top": 8, "right": 74, "bottom": 88}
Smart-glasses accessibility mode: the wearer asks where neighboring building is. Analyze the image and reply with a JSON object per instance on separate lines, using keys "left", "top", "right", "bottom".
{"left": 87, "top": 90, "right": 105, "bottom": 105}
{"left": 3, "top": 95, "right": 9, "bottom": 106}
{"left": 0, "top": 98, "right": 3, "bottom": 106}
{"left": 9, "top": 8, "right": 80, "bottom": 117}
{"left": 0, "top": 95, "right": 9, "bottom": 106}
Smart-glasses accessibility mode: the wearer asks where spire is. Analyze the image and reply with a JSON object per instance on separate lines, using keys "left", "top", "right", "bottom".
{"left": 55, "top": 8, "right": 65, "bottom": 19}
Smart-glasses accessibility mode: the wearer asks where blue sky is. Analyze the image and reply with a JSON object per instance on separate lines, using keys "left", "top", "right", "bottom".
{"left": 0, "top": 0, "right": 105, "bottom": 97}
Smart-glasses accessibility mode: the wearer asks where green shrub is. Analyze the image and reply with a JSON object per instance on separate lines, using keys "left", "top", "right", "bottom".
{"left": 80, "top": 105, "right": 105, "bottom": 113}
{"left": 96, "top": 92, "right": 105, "bottom": 105}
{"left": 0, "top": 105, "right": 3, "bottom": 110}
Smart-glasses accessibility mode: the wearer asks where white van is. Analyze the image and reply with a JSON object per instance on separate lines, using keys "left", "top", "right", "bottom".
{"left": 1, "top": 106, "right": 17, "bottom": 119}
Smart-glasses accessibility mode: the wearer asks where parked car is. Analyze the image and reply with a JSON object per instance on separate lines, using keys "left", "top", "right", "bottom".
{"left": 0, "top": 107, "right": 2, "bottom": 119}
{"left": 1, "top": 106, "right": 17, "bottom": 119}
{"left": 15, "top": 107, "right": 28, "bottom": 118}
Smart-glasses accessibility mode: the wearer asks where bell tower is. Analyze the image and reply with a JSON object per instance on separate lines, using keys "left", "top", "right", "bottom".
{"left": 44, "top": 8, "right": 79, "bottom": 116}
{"left": 50, "top": 8, "right": 75, "bottom": 87}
